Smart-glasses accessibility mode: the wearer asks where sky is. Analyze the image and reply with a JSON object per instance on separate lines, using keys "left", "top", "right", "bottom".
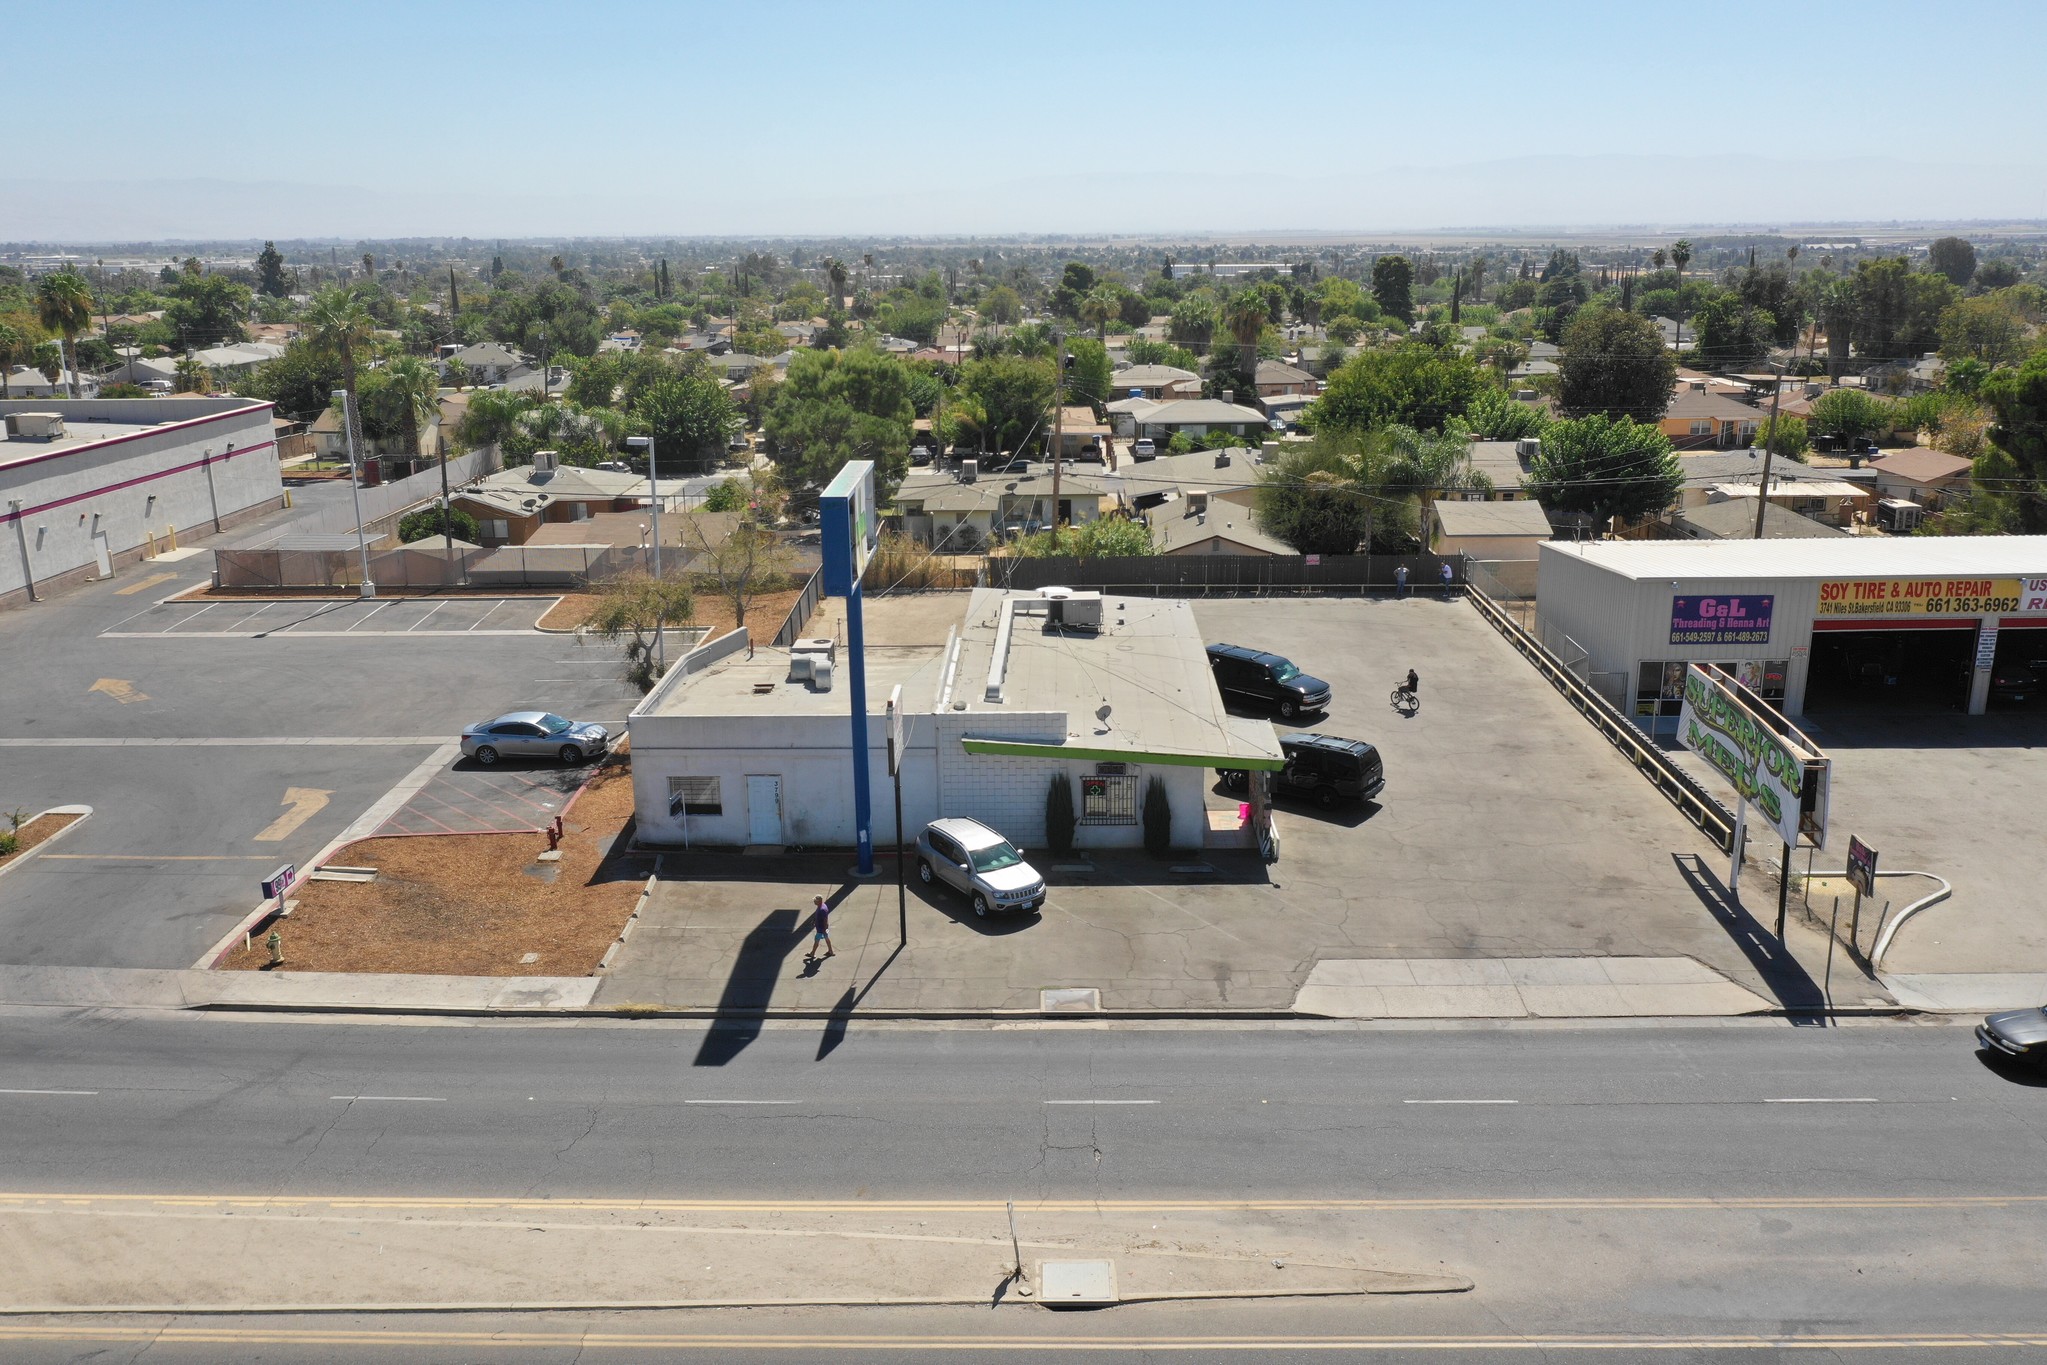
{"left": 7, "top": 0, "right": 2046, "bottom": 241}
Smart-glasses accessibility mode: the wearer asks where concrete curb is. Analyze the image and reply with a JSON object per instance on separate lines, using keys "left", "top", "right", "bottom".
{"left": 0, "top": 805, "right": 93, "bottom": 883}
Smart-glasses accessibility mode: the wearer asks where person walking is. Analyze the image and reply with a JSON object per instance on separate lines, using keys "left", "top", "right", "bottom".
{"left": 1440, "top": 561, "right": 1456, "bottom": 597}
{"left": 1395, "top": 564, "right": 1408, "bottom": 598}
{"left": 808, "top": 895, "right": 834, "bottom": 961}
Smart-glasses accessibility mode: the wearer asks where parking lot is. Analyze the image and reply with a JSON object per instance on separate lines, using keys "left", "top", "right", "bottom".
{"left": 104, "top": 595, "right": 552, "bottom": 637}
{"left": 598, "top": 593, "right": 1804, "bottom": 1013}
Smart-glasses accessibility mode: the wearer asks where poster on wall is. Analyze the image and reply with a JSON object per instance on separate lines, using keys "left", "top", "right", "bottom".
{"left": 2023, "top": 578, "right": 2047, "bottom": 613}
{"left": 1677, "top": 664, "right": 1830, "bottom": 848}
{"left": 1816, "top": 578, "right": 2024, "bottom": 618}
{"left": 1669, "top": 596, "right": 1774, "bottom": 645}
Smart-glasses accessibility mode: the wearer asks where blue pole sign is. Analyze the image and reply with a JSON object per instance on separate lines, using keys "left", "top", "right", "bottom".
{"left": 820, "top": 461, "right": 878, "bottom": 875}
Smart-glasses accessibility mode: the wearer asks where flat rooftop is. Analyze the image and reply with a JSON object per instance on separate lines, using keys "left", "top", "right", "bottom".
{"left": 0, "top": 420, "right": 152, "bottom": 466}
{"left": 639, "top": 640, "right": 945, "bottom": 719}
{"left": 1542, "top": 535, "right": 2047, "bottom": 581}
{"left": 0, "top": 397, "right": 270, "bottom": 470}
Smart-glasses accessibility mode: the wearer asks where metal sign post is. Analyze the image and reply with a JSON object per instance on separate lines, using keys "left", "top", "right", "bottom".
{"left": 1846, "top": 836, "right": 1879, "bottom": 959}
{"left": 887, "top": 685, "right": 907, "bottom": 948}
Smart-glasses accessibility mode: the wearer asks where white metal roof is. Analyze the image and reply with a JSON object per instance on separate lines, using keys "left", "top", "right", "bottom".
{"left": 1541, "top": 535, "right": 2047, "bottom": 581}
{"left": 1709, "top": 479, "right": 1868, "bottom": 499}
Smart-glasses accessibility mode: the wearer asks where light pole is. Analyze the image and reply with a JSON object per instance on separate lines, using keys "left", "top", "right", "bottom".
{"left": 625, "top": 433, "right": 663, "bottom": 667}
{"left": 332, "top": 389, "right": 375, "bottom": 599}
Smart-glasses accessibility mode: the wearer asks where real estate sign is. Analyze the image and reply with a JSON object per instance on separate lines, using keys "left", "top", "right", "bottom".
{"left": 1669, "top": 595, "right": 1774, "bottom": 645}
{"left": 1678, "top": 664, "right": 1829, "bottom": 848}
{"left": 1816, "top": 577, "right": 2025, "bottom": 618}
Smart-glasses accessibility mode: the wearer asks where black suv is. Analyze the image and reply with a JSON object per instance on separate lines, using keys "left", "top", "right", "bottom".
{"left": 1219, "top": 733, "right": 1384, "bottom": 808}
{"left": 1206, "top": 643, "right": 1332, "bottom": 719}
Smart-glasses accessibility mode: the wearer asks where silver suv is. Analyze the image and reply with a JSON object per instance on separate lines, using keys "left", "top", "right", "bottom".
{"left": 915, "top": 817, "right": 1046, "bottom": 917}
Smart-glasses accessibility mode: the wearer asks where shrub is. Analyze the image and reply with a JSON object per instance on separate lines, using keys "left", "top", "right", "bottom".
{"left": 1045, "top": 775, "right": 1076, "bottom": 855}
{"left": 0, "top": 832, "right": 17, "bottom": 859}
{"left": 397, "top": 504, "right": 480, "bottom": 544}
{"left": 1760, "top": 413, "right": 1809, "bottom": 460}
{"left": 1142, "top": 777, "right": 1173, "bottom": 858}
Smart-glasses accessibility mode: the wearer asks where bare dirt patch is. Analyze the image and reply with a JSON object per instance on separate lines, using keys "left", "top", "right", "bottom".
{"left": 0, "top": 812, "right": 83, "bottom": 871}
{"left": 539, "top": 586, "right": 809, "bottom": 639}
{"left": 219, "top": 759, "right": 644, "bottom": 976}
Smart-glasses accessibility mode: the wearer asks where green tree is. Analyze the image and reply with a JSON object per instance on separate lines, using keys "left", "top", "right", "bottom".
{"left": 379, "top": 355, "right": 442, "bottom": 457}
{"left": 962, "top": 354, "right": 1055, "bottom": 458}
{"left": 34, "top": 272, "right": 95, "bottom": 398}
{"left": 1371, "top": 255, "right": 1415, "bottom": 324}
{"left": 1939, "top": 295, "right": 2028, "bottom": 367}
{"left": 633, "top": 369, "right": 739, "bottom": 473}
{"left": 1808, "top": 388, "right": 1895, "bottom": 446}
{"left": 1015, "top": 517, "right": 1155, "bottom": 558}
{"left": 1852, "top": 258, "right": 1958, "bottom": 363}
{"left": 702, "top": 477, "right": 749, "bottom": 512}
{"left": 1167, "top": 295, "right": 1215, "bottom": 351}
{"left": 255, "top": 241, "right": 289, "bottom": 298}
{"left": 764, "top": 347, "right": 917, "bottom": 488}
{"left": 1063, "top": 336, "right": 1112, "bottom": 407}
{"left": 586, "top": 573, "right": 697, "bottom": 693}
{"left": 1211, "top": 293, "right": 1268, "bottom": 397}
{"left": 1975, "top": 260, "right": 2023, "bottom": 291}
{"left": 1688, "top": 292, "right": 1775, "bottom": 372}
{"left": 980, "top": 285, "right": 1022, "bottom": 326}
{"left": 1459, "top": 386, "right": 1550, "bottom": 440}
{"left": 398, "top": 504, "right": 479, "bottom": 544}
{"left": 1310, "top": 344, "right": 1484, "bottom": 433}
{"left": 1526, "top": 414, "right": 1682, "bottom": 529}
{"left": 1757, "top": 413, "right": 1810, "bottom": 461}
{"left": 1669, "top": 239, "right": 1693, "bottom": 346}
{"left": 1927, "top": 237, "right": 1978, "bottom": 288}
{"left": 1078, "top": 287, "right": 1117, "bottom": 340}
{"left": 1558, "top": 307, "right": 1677, "bottom": 421}
{"left": 163, "top": 274, "right": 251, "bottom": 352}
{"left": 0, "top": 321, "right": 28, "bottom": 400}
{"left": 1980, "top": 346, "right": 2047, "bottom": 530}
{"left": 455, "top": 389, "right": 538, "bottom": 454}
{"left": 303, "top": 287, "right": 376, "bottom": 402}
{"left": 1254, "top": 441, "right": 1369, "bottom": 555}
{"left": 1124, "top": 337, "right": 1202, "bottom": 372}
{"left": 690, "top": 519, "right": 794, "bottom": 634}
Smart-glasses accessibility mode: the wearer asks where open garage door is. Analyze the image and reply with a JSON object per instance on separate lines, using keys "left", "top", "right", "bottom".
{"left": 1990, "top": 624, "right": 2047, "bottom": 709}
{"left": 1806, "top": 622, "right": 1976, "bottom": 713}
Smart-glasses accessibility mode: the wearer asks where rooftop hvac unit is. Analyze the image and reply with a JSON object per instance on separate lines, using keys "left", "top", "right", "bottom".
{"left": 5, "top": 412, "right": 65, "bottom": 441}
{"left": 1515, "top": 437, "right": 1541, "bottom": 458}
{"left": 1214, "top": 450, "right": 1231, "bottom": 467}
{"left": 808, "top": 655, "right": 834, "bottom": 691}
{"left": 1187, "top": 490, "right": 1210, "bottom": 514}
{"left": 532, "top": 449, "right": 559, "bottom": 473}
{"left": 959, "top": 458, "right": 978, "bottom": 484}
{"left": 792, "top": 636, "right": 836, "bottom": 661}
{"left": 787, "top": 653, "right": 815, "bottom": 683}
{"left": 1058, "top": 591, "right": 1103, "bottom": 630}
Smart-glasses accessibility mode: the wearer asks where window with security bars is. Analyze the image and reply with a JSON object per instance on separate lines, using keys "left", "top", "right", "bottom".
{"left": 668, "top": 776, "right": 721, "bottom": 816}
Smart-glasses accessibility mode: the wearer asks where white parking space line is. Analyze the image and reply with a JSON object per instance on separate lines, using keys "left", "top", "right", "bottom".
{"left": 469, "top": 600, "right": 511, "bottom": 630}
{"left": 161, "top": 603, "right": 217, "bottom": 632}
{"left": 1044, "top": 1100, "right": 1160, "bottom": 1106}
{"left": 330, "top": 1095, "right": 446, "bottom": 1103}
{"left": 344, "top": 602, "right": 392, "bottom": 631}
{"left": 682, "top": 1100, "right": 800, "bottom": 1106}
{"left": 408, "top": 601, "right": 448, "bottom": 631}
{"left": 0, "top": 1089, "right": 98, "bottom": 1097}
{"left": 1764, "top": 1097, "right": 1881, "bottom": 1104}
{"left": 1403, "top": 1099, "right": 1519, "bottom": 1105}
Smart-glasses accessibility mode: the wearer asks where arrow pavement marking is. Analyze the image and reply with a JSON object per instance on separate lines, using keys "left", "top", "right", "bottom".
{"left": 87, "top": 678, "right": 149, "bottom": 705}
{"left": 253, "top": 787, "right": 332, "bottom": 843}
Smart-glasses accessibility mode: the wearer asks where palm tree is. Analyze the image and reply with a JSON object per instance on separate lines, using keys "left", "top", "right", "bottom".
{"left": 1669, "top": 239, "right": 1693, "bottom": 349}
{"left": 825, "top": 258, "right": 849, "bottom": 302}
{"left": 173, "top": 354, "right": 210, "bottom": 394}
{"left": 455, "top": 389, "right": 537, "bottom": 454}
{"left": 1224, "top": 294, "right": 1267, "bottom": 392}
{"left": 361, "top": 253, "right": 375, "bottom": 282}
{"left": 303, "top": 288, "right": 376, "bottom": 398}
{"left": 35, "top": 272, "right": 95, "bottom": 398}
{"left": 381, "top": 356, "right": 442, "bottom": 459}
{"left": 1079, "top": 288, "right": 1116, "bottom": 341}
{"left": 0, "top": 321, "right": 22, "bottom": 399}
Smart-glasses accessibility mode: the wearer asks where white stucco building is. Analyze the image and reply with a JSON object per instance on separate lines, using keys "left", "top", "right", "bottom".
{"left": 628, "top": 589, "right": 1284, "bottom": 854}
{"left": 2, "top": 397, "right": 283, "bottom": 608}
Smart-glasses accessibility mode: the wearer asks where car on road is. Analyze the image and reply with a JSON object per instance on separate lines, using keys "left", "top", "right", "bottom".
{"left": 459, "top": 711, "right": 610, "bottom": 766}
{"left": 1977, "top": 1005, "right": 2047, "bottom": 1063}
{"left": 1205, "top": 642, "right": 1333, "bottom": 719}
{"left": 1218, "top": 732, "right": 1384, "bottom": 808}
{"left": 915, "top": 817, "right": 1046, "bottom": 917}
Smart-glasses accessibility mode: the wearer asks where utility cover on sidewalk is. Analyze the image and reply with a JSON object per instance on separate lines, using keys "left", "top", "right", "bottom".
{"left": 1041, "top": 987, "right": 1101, "bottom": 1011}
{"left": 1038, "top": 1259, "right": 1118, "bottom": 1307}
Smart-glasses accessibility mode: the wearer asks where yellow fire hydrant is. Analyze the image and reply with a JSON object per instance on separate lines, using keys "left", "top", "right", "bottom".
{"left": 265, "top": 928, "right": 283, "bottom": 966}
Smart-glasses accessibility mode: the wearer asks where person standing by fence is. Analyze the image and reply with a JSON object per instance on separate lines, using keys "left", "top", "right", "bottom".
{"left": 1440, "top": 561, "right": 1456, "bottom": 598}
{"left": 1395, "top": 564, "right": 1408, "bottom": 597}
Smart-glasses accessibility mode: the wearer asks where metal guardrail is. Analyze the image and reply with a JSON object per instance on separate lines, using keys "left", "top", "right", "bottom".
{"left": 1467, "top": 584, "right": 1737, "bottom": 853}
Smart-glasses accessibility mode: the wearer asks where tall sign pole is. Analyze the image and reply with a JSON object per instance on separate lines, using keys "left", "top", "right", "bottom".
{"left": 821, "top": 461, "right": 878, "bottom": 878}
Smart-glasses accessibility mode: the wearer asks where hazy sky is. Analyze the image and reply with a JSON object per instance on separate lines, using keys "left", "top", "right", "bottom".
{"left": 8, "top": 0, "right": 2046, "bottom": 240}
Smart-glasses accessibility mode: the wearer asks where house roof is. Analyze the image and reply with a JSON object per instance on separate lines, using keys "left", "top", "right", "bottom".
{"left": 1431, "top": 498, "right": 1555, "bottom": 538}
{"left": 1058, "top": 405, "right": 1109, "bottom": 436}
{"left": 449, "top": 342, "right": 523, "bottom": 368}
{"left": 1463, "top": 439, "right": 1534, "bottom": 492}
{"left": 456, "top": 462, "right": 651, "bottom": 516}
{"left": 1135, "top": 398, "right": 1268, "bottom": 427}
{"left": 1110, "top": 364, "right": 1200, "bottom": 388}
{"left": 1666, "top": 385, "right": 1766, "bottom": 423}
{"left": 1677, "top": 450, "right": 1870, "bottom": 488}
{"left": 1105, "top": 396, "right": 1164, "bottom": 416}
{"left": 1254, "top": 359, "right": 1315, "bottom": 386}
{"left": 1110, "top": 447, "right": 1264, "bottom": 499}
{"left": 1870, "top": 448, "right": 1974, "bottom": 484}
{"left": 1676, "top": 499, "right": 1848, "bottom": 540}
{"left": 1148, "top": 502, "right": 1291, "bottom": 554}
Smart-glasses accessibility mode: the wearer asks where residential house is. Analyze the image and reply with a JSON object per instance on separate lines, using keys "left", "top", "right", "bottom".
{"left": 1675, "top": 450, "right": 1871, "bottom": 527}
{"left": 1460, "top": 439, "right": 1540, "bottom": 501}
{"left": 1662, "top": 380, "right": 1764, "bottom": 449}
{"left": 105, "top": 350, "right": 178, "bottom": 390}
{"left": 1649, "top": 316, "right": 1683, "bottom": 349}
{"left": 451, "top": 454, "right": 656, "bottom": 546}
{"left": 1052, "top": 405, "right": 1111, "bottom": 460}
{"left": 3, "top": 368, "right": 95, "bottom": 398}
{"left": 1109, "top": 364, "right": 1202, "bottom": 401}
{"left": 193, "top": 341, "right": 285, "bottom": 374}
{"left": 1110, "top": 446, "right": 1264, "bottom": 518}
{"left": 1673, "top": 499, "right": 1847, "bottom": 540}
{"left": 1146, "top": 496, "right": 1291, "bottom": 556}
{"left": 704, "top": 353, "right": 774, "bottom": 385}
{"left": 890, "top": 466, "right": 1111, "bottom": 550}
{"left": 1869, "top": 448, "right": 1974, "bottom": 512}
{"left": 1430, "top": 499, "right": 1556, "bottom": 560}
{"left": 442, "top": 342, "right": 529, "bottom": 385}
{"left": 1105, "top": 395, "right": 1161, "bottom": 437}
{"left": 1864, "top": 353, "right": 1945, "bottom": 396}
{"left": 1253, "top": 359, "right": 1318, "bottom": 399}
{"left": 1128, "top": 398, "right": 1269, "bottom": 442}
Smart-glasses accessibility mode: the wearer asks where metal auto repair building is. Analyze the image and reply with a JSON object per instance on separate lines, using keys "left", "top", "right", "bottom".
{"left": 1536, "top": 537, "right": 2047, "bottom": 721}
{"left": 626, "top": 588, "right": 1285, "bottom": 854}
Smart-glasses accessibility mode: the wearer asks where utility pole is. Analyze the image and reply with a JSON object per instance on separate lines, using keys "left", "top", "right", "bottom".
{"left": 1049, "top": 331, "right": 1066, "bottom": 532}
{"left": 1751, "top": 360, "right": 1789, "bottom": 540}
{"left": 334, "top": 389, "right": 376, "bottom": 599}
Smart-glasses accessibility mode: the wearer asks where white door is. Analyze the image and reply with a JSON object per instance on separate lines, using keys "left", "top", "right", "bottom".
{"left": 92, "top": 533, "right": 114, "bottom": 577}
{"left": 746, "top": 775, "right": 782, "bottom": 845}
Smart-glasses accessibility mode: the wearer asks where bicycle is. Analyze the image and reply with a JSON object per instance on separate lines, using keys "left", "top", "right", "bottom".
{"left": 1389, "top": 686, "right": 1419, "bottom": 717}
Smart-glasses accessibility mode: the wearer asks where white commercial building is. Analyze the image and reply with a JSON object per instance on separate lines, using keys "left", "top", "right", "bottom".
{"left": 1536, "top": 537, "right": 2047, "bottom": 724}
{"left": 2, "top": 397, "right": 283, "bottom": 608}
{"left": 627, "top": 589, "right": 1284, "bottom": 854}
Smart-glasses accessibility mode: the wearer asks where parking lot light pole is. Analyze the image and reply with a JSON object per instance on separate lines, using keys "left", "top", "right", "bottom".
{"left": 332, "top": 389, "right": 375, "bottom": 599}
{"left": 625, "top": 434, "right": 662, "bottom": 666}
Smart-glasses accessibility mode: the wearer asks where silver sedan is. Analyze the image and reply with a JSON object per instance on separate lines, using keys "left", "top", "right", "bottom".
{"left": 459, "top": 711, "right": 609, "bottom": 766}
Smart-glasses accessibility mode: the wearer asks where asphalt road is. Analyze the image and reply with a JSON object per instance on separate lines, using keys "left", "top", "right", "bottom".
{"left": 3, "top": 1014, "right": 2044, "bottom": 1359}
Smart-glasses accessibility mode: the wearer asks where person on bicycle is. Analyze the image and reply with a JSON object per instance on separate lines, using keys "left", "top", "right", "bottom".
{"left": 1404, "top": 668, "right": 1419, "bottom": 697}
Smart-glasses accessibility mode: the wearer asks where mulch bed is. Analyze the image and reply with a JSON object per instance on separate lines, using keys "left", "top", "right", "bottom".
{"left": 218, "top": 758, "right": 645, "bottom": 976}
{"left": 0, "top": 812, "right": 83, "bottom": 871}
{"left": 538, "top": 586, "right": 810, "bottom": 639}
